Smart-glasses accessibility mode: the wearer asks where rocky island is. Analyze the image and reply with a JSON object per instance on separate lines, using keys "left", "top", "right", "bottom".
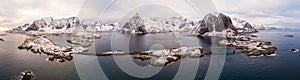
{"left": 97, "top": 46, "right": 204, "bottom": 66}
{"left": 16, "top": 70, "right": 35, "bottom": 80}
{"left": 219, "top": 40, "right": 277, "bottom": 56}
{"left": 18, "top": 36, "right": 88, "bottom": 62}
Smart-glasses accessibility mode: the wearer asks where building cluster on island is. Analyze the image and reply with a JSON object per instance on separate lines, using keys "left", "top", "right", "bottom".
{"left": 6, "top": 12, "right": 279, "bottom": 65}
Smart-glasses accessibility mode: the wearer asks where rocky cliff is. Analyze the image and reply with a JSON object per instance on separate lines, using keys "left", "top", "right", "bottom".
{"left": 193, "top": 13, "right": 237, "bottom": 35}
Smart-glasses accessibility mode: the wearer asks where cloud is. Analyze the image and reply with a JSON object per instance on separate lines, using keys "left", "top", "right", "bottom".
{"left": 0, "top": 0, "right": 85, "bottom": 28}
{"left": 0, "top": 0, "right": 299, "bottom": 28}
{"left": 95, "top": 0, "right": 202, "bottom": 23}
{"left": 212, "top": 0, "right": 300, "bottom": 28}
{"left": 1, "top": 0, "right": 201, "bottom": 27}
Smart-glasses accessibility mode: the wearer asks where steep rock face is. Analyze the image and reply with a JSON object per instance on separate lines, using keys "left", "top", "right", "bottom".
{"left": 122, "top": 13, "right": 148, "bottom": 34}
{"left": 193, "top": 13, "right": 237, "bottom": 35}
{"left": 232, "top": 18, "right": 257, "bottom": 33}
{"left": 218, "top": 13, "right": 236, "bottom": 30}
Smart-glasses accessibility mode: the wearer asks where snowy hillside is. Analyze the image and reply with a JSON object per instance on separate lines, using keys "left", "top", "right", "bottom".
{"left": 121, "top": 13, "right": 195, "bottom": 34}
{"left": 8, "top": 17, "right": 116, "bottom": 34}
{"left": 232, "top": 18, "right": 257, "bottom": 33}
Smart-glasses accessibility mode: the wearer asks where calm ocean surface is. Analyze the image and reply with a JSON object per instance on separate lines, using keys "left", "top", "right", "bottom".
{"left": 0, "top": 30, "right": 299, "bottom": 80}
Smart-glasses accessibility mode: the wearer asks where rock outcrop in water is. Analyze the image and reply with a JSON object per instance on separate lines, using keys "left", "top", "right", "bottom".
{"left": 16, "top": 70, "right": 35, "bottom": 80}
{"left": 290, "top": 49, "right": 299, "bottom": 53}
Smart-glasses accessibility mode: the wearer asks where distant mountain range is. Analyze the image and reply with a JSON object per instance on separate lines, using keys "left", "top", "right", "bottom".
{"left": 121, "top": 13, "right": 194, "bottom": 34}
{"left": 7, "top": 13, "right": 281, "bottom": 35}
{"left": 7, "top": 17, "right": 117, "bottom": 33}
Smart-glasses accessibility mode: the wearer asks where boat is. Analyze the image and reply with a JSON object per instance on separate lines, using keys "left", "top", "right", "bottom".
{"left": 284, "top": 35, "right": 294, "bottom": 37}
{"left": 251, "top": 35, "right": 258, "bottom": 37}
{"left": 290, "top": 49, "right": 299, "bottom": 53}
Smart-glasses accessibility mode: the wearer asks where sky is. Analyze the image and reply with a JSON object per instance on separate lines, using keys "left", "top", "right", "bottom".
{"left": 0, "top": 0, "right": 299, "bottom": 30}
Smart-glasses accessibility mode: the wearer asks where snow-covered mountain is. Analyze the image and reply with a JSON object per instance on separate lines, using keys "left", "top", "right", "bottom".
{"left": 252, "top": 24, "right": 278, "bottom": 30}
{"left": 8, "top": 12, "right": 276, "bottom": 35}
{"left": 232, "top": 18, "right": 257, "bottom": 33}
{"left": 192, "top": 13, "right": 237, "bottom": 35}
{"left": 192, "top": 13, "right": 260, "bottom": 36}
{"left": 121, "top": 13, "right": 195, "bottom": 34}
{"left": 122, "top": 13, "right": 148, "bottom": 34}
{"left": 232, "top": 18, "right": 282, "bottom": 31}
{"left": 8, "top": 17, "right": 117, "bottom": 34}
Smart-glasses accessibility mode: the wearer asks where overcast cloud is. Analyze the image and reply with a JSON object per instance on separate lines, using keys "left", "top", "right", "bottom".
{"left": 0, "top": 0, "right": 299, "bottom": 29}
{"left": 213, "top": 0, "right": 300, "bottom": 28}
